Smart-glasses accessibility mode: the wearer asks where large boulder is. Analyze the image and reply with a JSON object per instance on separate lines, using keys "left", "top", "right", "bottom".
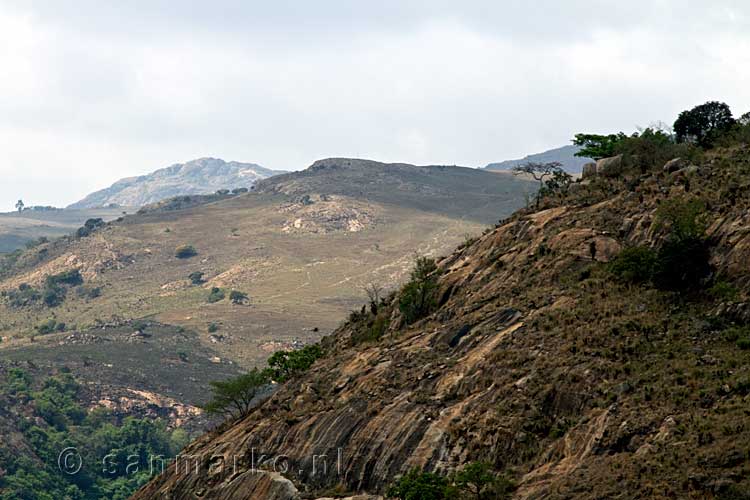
{"left": 663, "top": 158, "right": 687, "bottom": 173}
{"left": 581, "top": 162, "right": 597, "bottom": 179}
{"left": 595, "top": 155, "right": 624, "bottom": 177}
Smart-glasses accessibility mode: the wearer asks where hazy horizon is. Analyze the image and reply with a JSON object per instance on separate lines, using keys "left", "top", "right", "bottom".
{"left": 1, "top": 0, "right": 749, "bottom": 210}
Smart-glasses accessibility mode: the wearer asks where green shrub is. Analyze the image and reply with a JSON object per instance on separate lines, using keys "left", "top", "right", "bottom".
{"left": 207, "top": 287, "right": 225, "bottom": 303}
{"left": 655, "top": 198, "right": 707, "bottom": 241}
{"left": 42, "top": 284, "right": 67, "bottom": 307}
{"left": 175, "top": 245, "right": 198, "bottom": 259}
{"left": 399, "top": 256, "right": 440, "bottom": 324}
{"left": 737, "top": 338, "right": 750, "bottom": 350}
{"left": 46, "top": 269, "right": 83, "bottom": 287}
{"left": 4, "top": 283, "right": 41, "bottom": 308}
{"left": 266, "top": 344, "right": 323, "bottom": 382}
{"left": 708, "top": 280, "right": 739, "bottom": 301}
{"left": 76, "top": 285, "right": 102, "bottom": 299}
{"left": 35, "top": 318, "right": 66, "bottom": 335}
{"left": 453, "top": 462, "right": 516, "bottom": 500}
{"left": 388, "top": 468, "right": 455, "bottom": 500}
{"left": 609, "top": 246, "right": 657, "bottom": 284}
{"left": 652, "top": 237, "right": 711, "bottom": 291}
{"left": 207, "top": 322, "right": 219, "bottom": 333}
{"left": 229, "top": 290, "right": 249, "bottom": 304}
{"left": 188, "top": 271, "right": 205, "bottom": 285}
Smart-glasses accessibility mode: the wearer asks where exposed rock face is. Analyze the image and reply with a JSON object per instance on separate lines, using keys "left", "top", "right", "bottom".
{"left": 581, "top": 162, "right": 597, "bottom": 179}
{"left": 135, "top": 147, "right": 750, "bottom": 499}
{"left": 594, "top": 154, "right": 623, "bottom": 177}
{"left": 68, "top": 158, "right": 284, "bottom": 209}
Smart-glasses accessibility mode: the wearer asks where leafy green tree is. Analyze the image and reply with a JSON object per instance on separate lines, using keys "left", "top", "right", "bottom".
{"left": 453, "top": 462, "right": 515, "bottom": 500}
{"left": 673, "top": 101, "right": 735, "bottom": 147}
{"left": 739, "top": 111, "right": 750, "bottom": 126}
{"left": 399, "top": 256, "right": 439, "bottom": 324}
{"left": 572, "top": 133, "right": 627, "bottom": 160}
{"left": 266, "top": 344, "right": 323, "bottom": 382}
{"left": 203, "top": 368, "right": 269, "bottom": 419}
{"left": 388, "top": 469, "right": 456, "bottom": 500}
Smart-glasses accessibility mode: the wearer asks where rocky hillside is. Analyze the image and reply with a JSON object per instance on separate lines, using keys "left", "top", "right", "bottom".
{"left": 486, "top": 145, "right": 593, "bottom": 174}
{"left": 135, "top": 139, "right": 750, "bottom": 498}
{"left": 68, "top": 158, "right": 283, "bottom": 209}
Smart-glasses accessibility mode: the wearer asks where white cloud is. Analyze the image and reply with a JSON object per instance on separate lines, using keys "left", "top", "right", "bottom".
{"left": 0, "top": 0, "right": 748, "bottom": 210}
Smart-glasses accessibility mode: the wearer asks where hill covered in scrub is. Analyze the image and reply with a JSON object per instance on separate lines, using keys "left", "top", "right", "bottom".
{"left": 68, "top": 158, "right": 284, "bottom": 209}
{"left": 135, "top": 108, "right": 750, "bottom": 499}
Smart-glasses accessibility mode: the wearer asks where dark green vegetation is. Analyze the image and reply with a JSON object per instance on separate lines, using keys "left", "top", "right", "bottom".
{"left": 206, "top": 287, "right": 225, "bottom": 303}
{"left": 674, "top": 101, "right": 736, "bottom": 147}
{"left": 266, "top": 344, "right": 323, "bottom": 383}
{"left": 2, "top": 269, "right": 84, "bottom": 309}
{"left": 388, "top": 462, "right": 515, "bottom": 500}
{"left": 0, "top": 369, "right": 189, "bottom": 500}
{"left": 76, "top": 218, "right": 105, "bottom": 238}
{"left": 610, "top": 197, "right": 711, "bottom": 291}
{"left": 398, "top": 256, "right": 440, "bottom": 325}
{"left": 174, "top": 244, "right": 197, "bottom": 259}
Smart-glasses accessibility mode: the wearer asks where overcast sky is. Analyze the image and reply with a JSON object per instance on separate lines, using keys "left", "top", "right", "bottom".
{"left": 1, "top": 1, "right": 749, "bottom": 210}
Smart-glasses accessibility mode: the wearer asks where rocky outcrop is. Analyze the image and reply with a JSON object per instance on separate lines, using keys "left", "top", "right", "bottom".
{"left": 594, "top": 154, "right": 623, "bottom": 177}
{"left": 68, "top": 158, "right": 284, "bottom": 209}
{"left": 581, "top": 162, "right": 597, "bottom": 179}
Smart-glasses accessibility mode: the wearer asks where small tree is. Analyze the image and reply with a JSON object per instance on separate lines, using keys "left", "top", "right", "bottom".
{"left": 572, "top": 133, "right": 627, "bottom": 160}
{"left": 540, "top": 169, "right": 573, "bottom": 202}
{"left": 453, "top": 462, "right": 515, "bottom": 500}
{"left": 739, "top": 111, "right": 750, "bottom": 126}
{"left": 203, "top": 369, "right": 269, "bottom": 420}
{"left": 674, "top": 101, "right": 735, "bottom": 147}
{"left": 511, "top": 162, "right": 566, "bottom": 208}
{"left": 388, "top": 469, "right": 455, "bottom": 500}
{"left": 363, "top": 282, "right": 384, "bottom": 314}
{"left": 267, "top": 344, "right": 323, "bottom": 382}
{"left": 15, "top": 199, "right": 24, "bottom": 212}
{"left": 399, "top": 256, "right": 439, "bottom": 324}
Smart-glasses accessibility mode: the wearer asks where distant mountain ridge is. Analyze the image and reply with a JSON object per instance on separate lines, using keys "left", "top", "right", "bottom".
{"left": 68, "top": 157, "right": 284, "bottom": 209}
{"left": 485, "top": 144, "right": 592, "bottom": 173}
{"left": 255, "top": 157, "right": 536, "bottom": 224}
